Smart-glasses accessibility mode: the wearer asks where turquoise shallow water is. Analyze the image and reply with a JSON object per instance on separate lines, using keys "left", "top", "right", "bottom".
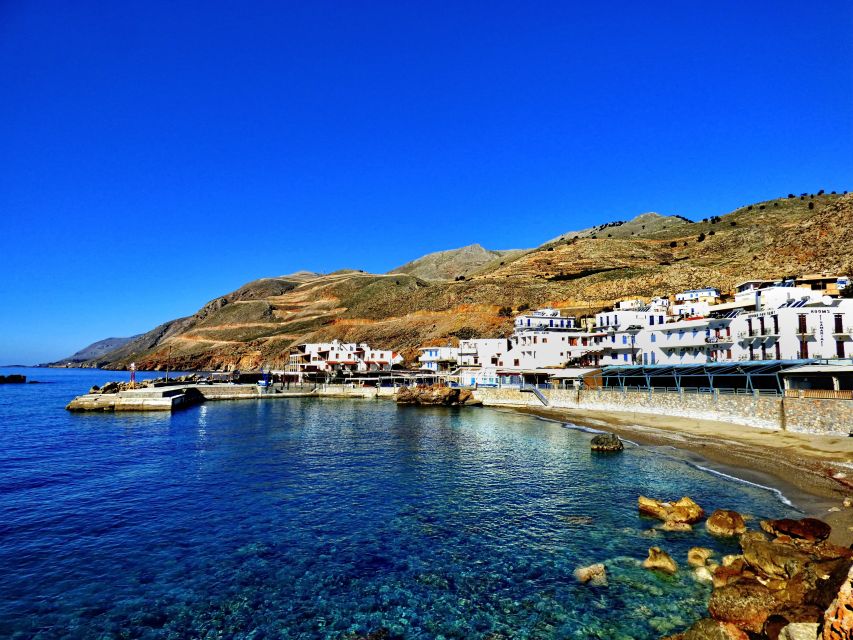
{"left": 0, "top": 368, "right": 797, "bottom": 639}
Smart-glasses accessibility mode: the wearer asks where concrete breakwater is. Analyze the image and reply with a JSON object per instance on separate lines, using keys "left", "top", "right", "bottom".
{"left": 66, "top": 382, "right": 398, "bottom": 412}
{"left": 471, "top": 387, "right": 853, "bottom": 436}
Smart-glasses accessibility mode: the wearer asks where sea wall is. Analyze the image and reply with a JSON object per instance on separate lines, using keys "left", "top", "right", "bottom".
{"left": 473, "top": 387, "right": 853, "bottom": 436}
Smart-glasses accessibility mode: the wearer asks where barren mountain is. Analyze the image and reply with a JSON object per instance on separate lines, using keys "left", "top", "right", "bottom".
{"left": 68, "top": 192, "right": 852, "bottom": 371}
{"left": 390, "top": 244, "right": 525, "bottom": 280}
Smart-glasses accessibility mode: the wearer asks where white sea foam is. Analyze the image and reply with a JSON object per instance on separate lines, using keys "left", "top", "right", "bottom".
{"left": 690, "top": 462, "right": 798, "bottom": 509}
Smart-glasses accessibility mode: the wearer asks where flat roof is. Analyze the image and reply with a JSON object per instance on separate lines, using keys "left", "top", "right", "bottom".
{"left": 549, "top": 368, "right": 602, "bottom": 378}
{"left": 780, "top": 364, "right": 853, "bottom": 375}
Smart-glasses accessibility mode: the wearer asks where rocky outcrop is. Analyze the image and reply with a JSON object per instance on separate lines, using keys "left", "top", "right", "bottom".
{"left": 821, "top": 564, "right": 853, "bottom": 639}
{"left": 760, "top": 518, "right": 832, "bottom": 543}
{"left": 590, "top": 432, "right": 624, "bottom": 452}
{"left": 395, "top": 385, "right": 481, "bottom": 406}
{"left": 706, "top": 510, "right": 748, "bottom": 537}
{"left": 638, "top": 495, "right": 705, "bottom": 525}
{"left": 680, "top": 517, "right": 853, "bottom": 638}
{"left": 644, "top": 547, "right": 678, "bottom": 574}
{"left": 0, "top": 374, "right": 26, "bottom": 384}
{"left": 573, "top": 562, "right": 607, "bottom": 586}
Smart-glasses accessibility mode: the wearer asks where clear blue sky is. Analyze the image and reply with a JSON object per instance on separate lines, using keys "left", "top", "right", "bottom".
{"left": 2, "top": 1, "right": 852, "bottom": 364}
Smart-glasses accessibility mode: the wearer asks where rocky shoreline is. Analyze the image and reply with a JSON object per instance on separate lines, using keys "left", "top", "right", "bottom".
{"left": 395, "top": 385, "right": 482, "bottom": 406}
{"left": 574, "top": 494, "right": 853, "bottom": 639}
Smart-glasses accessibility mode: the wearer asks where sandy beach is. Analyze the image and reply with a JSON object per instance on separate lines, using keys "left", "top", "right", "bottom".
{"left": 508, "top": 405, "right": 853, "bottom": 546}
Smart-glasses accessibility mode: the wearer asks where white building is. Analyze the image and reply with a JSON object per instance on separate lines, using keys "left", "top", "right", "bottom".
{"left": 286, "top": 340, "right": 403, "bottom": 378}
{"left": 734, "top": 297, "right": 853, "bottom": 361}
{"left": 498, "top": 309, "right": 606, "bottom": 372}
{"left": 458, "top": 338, "right": 509, "bottom": 367}
{"left": 418, "top": 346, "right": 460, "bottom": 373}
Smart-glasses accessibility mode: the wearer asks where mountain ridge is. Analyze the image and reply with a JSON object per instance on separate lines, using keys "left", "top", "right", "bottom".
{"left": 58, "top": 191, "right": 853, "bottom": 370}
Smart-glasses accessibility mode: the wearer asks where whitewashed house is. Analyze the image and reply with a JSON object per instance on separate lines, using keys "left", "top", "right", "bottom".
{"left": 418, "top": 346, "right": 460, "bottom": 373}
{"left": 286, "top": 340, "right": 403, "bottom": 378}
{"left": 498, "top": 309, "right": 606, "bottom": 376}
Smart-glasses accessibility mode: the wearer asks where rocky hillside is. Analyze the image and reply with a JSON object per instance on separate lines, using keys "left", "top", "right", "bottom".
{"left": 71, "top": 191, "right": 852, "bottom": 371}
{"left": 48, "top": 336, "right": 140, "bottom": 366}
{"left": 389, "top": 244, "right": 525, "bottom": 280}
{"left": 547, "top": 212, "right": 692, "bottom": 243}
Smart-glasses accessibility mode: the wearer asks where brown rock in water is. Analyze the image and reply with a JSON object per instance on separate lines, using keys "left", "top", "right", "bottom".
{"left": 821, "top": 564, "right": 853, "bottom": 640}
{"left": 707, "top": 510, "right": 748, "bottom": 537}
{"left": 573, "top": 562, "right": 607, "bottom": 586}
{"left": 638, "top": 495, "right": 704, "bottom": 524}
{"left": 659, "top": 521, "right": 694, "bottom": 532}
{"left": 761, "top": 518, "right": 832, "bottom": 543}
{"left": 689, "top": 547, "right": 715, "bottom": 568}
{"left": 678, "top": 618, "right": 751, "bottom": 640}
{"left": 590, "top": 432, "right": 624, "bottom": 452}
{"left": 643, "top": 546, "right": 678, "bottom": 574}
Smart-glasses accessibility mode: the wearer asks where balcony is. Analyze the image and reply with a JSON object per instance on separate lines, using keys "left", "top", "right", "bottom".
{"left": 832, "top": 327, "right": 853, "bottom": 336}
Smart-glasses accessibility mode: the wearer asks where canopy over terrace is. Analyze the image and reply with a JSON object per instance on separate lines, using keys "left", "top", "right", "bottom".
{"left": 779, "top": 361, "right": 853, "bottom": 391}
{"left": 599, "top": 360, "right": 817, "bottom": 393}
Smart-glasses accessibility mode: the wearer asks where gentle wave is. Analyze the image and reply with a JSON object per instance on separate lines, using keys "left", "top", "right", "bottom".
{"left": 690, "top": 462, "right": 798, "bottom": 509}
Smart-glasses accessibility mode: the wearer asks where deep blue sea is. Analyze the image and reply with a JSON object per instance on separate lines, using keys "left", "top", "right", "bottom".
{"left": 0, "top": 367, "right": 797, "bottom": 640}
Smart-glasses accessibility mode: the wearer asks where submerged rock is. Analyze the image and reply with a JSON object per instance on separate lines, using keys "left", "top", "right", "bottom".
{"left": 638, "top": 495, "right": 705, "bottom": 525}
{"left": 573, "top": 562, "right": 607, "bottom": 586}
{"left": 590, "top": 432, "right": 624, "bottom": 452}
{"left": 707, "top": 510, "right": 748, "bottom": 537}
{"left": 644, "top": 547, "right": 678, "bottom": 574}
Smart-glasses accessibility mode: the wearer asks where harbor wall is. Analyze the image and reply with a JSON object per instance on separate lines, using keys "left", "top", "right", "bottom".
{"left": 472, "top": 387, "right": 853, "bottom": 436}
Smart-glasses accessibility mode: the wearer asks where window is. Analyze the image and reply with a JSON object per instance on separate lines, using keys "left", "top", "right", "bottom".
{"left": 623, "top": 354, "right": 629, "bottom": 362}
{"left": 622, "top": 335, "right": 627, "bottom": 344}
{"left": 651, "top": 334, "right": 656, "bottom": 343}
{"left": 649, "top": 317, "right": 655, "bottom": 326}
{"left": 650, "top": 353, "right": 656, "bottom": 364}
{"left": 659, "top": 316, "right": 664, "bottom": 324}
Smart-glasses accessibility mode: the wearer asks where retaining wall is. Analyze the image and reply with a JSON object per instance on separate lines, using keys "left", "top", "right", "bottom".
{"left": 472, "top": 387, "right": 853, "bottom": 436}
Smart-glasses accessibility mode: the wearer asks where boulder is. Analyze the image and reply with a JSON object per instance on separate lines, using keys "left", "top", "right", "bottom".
{"left": 100, "top": 381, "right": 120, "bottom": 394}
{"left": 694, "top": 566, "right": 715, "bottom": 584}
{"left": 395, "top": 385, "right": 481, "bottom": 406}
{"left": 679, "top": 618, "right": 751, "bottom": 640}
{"left": 590, "top": 432, "right": 624, "bottom": 452}
{"left": 573, "top": 562, "right": 607, "bottom": 586}
{"left": 779, "top": 623, "right": 820, "bottom": 640}
{"left": 689, "top": 547, "right": 715, "bottom": 568}
{"left": 660, "top": 521, "right": 694, "bottom": 532}
{"left": 708, "top": 578, "right": 779, "bottom": 633}
{"left": 821, "top": 564, "right": 853, "bottom": 640}
{"left": 644, "top": 546, "right": 678, "bottom": 574}
{"left": 707, "top": 510, "right": 748, "bottom": 537}
{"left": 761, "top": 518, "right": 832, "bottom": 543}
{"left": 740, "top": 532, "right": 813, "bottom": 580}
{"left": 638, "top": 496, "right": 704, "bottom": 524}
